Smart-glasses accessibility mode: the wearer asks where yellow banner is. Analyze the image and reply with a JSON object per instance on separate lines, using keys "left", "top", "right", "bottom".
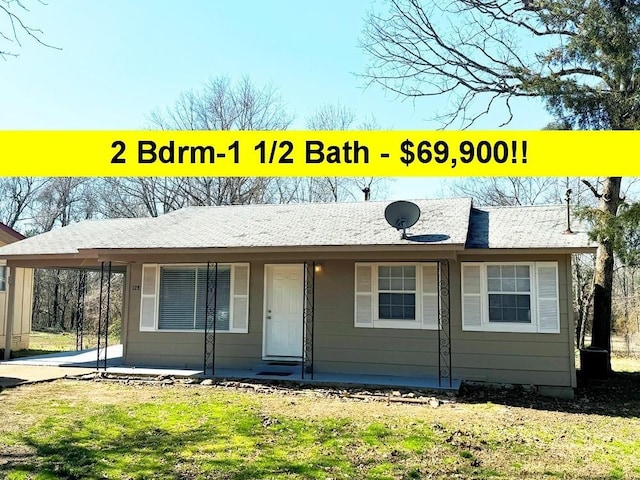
{"left": 0, "top": 130, "right": 635, "bottom": 176}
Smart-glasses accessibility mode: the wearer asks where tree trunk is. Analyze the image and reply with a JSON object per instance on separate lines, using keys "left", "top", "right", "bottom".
{"left": 590, "top": 177, "right": 623, "bottom": 372}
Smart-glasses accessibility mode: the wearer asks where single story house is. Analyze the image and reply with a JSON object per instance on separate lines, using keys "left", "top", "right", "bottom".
{"left": 0, "top": 222, "right": 34, "bottom": 354}
{"left": 0, "top": 198, "right": 594, "bottom": 393}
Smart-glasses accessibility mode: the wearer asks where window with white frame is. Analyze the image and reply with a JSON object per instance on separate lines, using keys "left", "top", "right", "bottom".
{"left": 378, "top": 265, "right": 416, "bottom": 320}
{"left": 487, "top": 265, "right": 531, "bottom": 323}
{"left": 355, "top": 262, "right": 439, "bottom": 329}
{"left": 0, "top": 266, "right": 6, "bottom": 292}
{"left": 462, "top": 262, "right": 559, "bottom": 333}
{"left": 139, "top": 263, "right": 249, "bottom": 333}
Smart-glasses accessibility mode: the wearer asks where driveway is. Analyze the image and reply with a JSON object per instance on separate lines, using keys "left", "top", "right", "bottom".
{"left": 0, "top": 345, "right": 123, "bottom": 388}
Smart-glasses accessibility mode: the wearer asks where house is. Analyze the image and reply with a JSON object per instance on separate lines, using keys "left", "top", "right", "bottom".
{"left": 0, "top": 222, "right": 34, "bottom": 354}
{"left": 0, "top": 199, "right": 594, "bottom": 394}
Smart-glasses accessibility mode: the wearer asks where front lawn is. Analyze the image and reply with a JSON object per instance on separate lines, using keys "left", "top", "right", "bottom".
{"left": 0, "top": 380, "right": 639, "bottom": 479}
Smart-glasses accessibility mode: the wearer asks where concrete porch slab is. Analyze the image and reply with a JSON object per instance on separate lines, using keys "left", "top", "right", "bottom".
{"left": 1, "top": 347, "right": 460, "bottom": 391}
{"left": 1, "top": 344, "right": 124, "bottom": 368}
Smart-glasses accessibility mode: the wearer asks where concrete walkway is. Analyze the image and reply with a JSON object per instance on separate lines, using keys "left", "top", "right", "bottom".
{"left": 0, "top": 345, "right": 123, "bottom": 388}
{"left": 5, "top": 344, "right": 123, "bottom": 367}
{"left": 0, "top": 364, "right": 94, "bottom": 388}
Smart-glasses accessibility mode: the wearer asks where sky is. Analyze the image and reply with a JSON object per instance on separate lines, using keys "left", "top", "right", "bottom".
{"left": 0, "top": 0, "right": 556, "bottom": 199}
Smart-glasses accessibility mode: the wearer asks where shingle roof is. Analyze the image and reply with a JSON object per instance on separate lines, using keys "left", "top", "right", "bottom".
{"left": 0, "top": 221, "right": 25, "bottom": 245}
{"left": 466, "top": 205, "right": 594, "bottom": 249}
{"left": 0, "top": 198, "right": 474, "bottom": 257}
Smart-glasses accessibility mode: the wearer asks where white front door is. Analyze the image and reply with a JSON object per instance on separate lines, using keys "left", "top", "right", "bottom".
{"left": 264, "top": 264, "right": 303, "bottom": 358}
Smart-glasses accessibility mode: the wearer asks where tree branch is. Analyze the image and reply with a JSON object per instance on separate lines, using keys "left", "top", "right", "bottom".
{"left": 582, "top": 179, "right": 603, "bottom": 199}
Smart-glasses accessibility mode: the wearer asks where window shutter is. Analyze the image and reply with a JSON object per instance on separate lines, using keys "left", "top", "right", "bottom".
{"left": 231, "top": 263, "right": 250, "bottom": 333}
{"left": 140, "top": 264, "right": 158, "bottom": 331}
{"left": 536, "top": 262, "right": 560, "bottom": 333}
{"left": 421, "top": 263, "right": 439, "bottom": 329}
{"left": 462, "top": 263, "right": 482, "bottom": 330}
{"left": 354, "top": 264, "right": 374, "bottom": 327}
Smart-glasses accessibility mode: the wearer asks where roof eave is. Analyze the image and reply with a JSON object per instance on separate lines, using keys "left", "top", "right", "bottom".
{"left": 459, "top": 246, "right": 597, "bottom": 255}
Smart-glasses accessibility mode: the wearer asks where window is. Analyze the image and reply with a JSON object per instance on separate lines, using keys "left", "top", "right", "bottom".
{"left": 139, "top": 263, "right": 249, "bottom": 333}
{"left": 462, "top": 262, "right": 559, "bottom": 333}
{"left": 378, "top": 266, "right": 416, "bottom": 320}
{"left": 487, "top": 265, "right": 531, "bottom": 324}
{"left": 355, "top": 263, "right": 439, "bottom": 329}
{"left": 158, "top": 266, "right": 231, "bottom": 331}
{"left": 0, "top": 266, "right": 6, "bottom": 292}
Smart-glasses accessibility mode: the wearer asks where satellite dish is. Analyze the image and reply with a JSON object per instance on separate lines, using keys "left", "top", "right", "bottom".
{"left": 385, "top": 201, "right": 420, "bottom": 239}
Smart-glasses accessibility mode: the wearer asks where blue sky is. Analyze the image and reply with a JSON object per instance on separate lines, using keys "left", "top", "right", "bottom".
{"left": 1, "top": 0, "right": 555, "bottom": 199}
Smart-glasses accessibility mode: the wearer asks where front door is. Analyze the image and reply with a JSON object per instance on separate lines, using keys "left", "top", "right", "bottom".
{"left": 264, "top": 264, "right": 303, "bottom": 358}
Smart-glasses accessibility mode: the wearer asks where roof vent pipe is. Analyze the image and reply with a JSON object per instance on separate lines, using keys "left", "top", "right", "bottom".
{"left": 565, "top": 188, "right": 573, "bottom": 234}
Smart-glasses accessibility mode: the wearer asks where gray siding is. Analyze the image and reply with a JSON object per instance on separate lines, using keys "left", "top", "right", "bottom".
{"left": 452, "top": 253, "right": 574, "bottom": 387}
{"left": 123, "top": 252, "right": 575, "bottom": 387}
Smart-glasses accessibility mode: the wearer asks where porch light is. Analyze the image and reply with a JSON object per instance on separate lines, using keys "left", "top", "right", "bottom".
{"left": 314, "top": 263, "right": 322, "bottom": 273}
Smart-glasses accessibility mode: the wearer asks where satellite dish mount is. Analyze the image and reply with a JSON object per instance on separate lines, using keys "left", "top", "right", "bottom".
{"left": 384, "top": 201, "right": 421, "bottom": 240}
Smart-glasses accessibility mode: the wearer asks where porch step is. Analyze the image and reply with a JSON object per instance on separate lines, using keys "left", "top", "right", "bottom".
{"left": 251, "top": 360, "right": 302, "bottom": 374}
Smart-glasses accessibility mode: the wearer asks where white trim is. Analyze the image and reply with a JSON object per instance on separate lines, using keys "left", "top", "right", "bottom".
{"left": 536, "top": 262, "right": 561, "bottom": 334}
{"left": 0, "top": 265, "right": 6, "bottom": 292}
{"left": 354, "top": 262, "right": 439, "bottom": 330}
{"left": 230, "top": 263, "right": 250, "bottom": 332}
{"left": 139, "top": 264, "right": 159, "bottom": 332}
{"left": 462, "top": 261, "right": 560, "bottom": 334}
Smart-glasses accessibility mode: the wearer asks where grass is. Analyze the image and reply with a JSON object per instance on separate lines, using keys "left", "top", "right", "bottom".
{"left": 611, "top": 355, "right": 640, "bottom": 372}
{"left": 1, "top": 381, "right": 639, "bottom": 479}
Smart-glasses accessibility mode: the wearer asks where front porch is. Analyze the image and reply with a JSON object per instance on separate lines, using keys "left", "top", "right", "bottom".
{"left": 1, "top": 347, "right": 460, "bottom": 391}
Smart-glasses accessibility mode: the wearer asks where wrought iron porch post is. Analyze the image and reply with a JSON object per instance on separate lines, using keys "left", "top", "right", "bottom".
{"left": 96, "top": 263, "right": 104, "bottom": 370}
{"left": 75, "top": 270, "right": 86, "bottom": 351}
{"left": 204, "top": 262, "right": 218, "bottom": 376}
{"left": 437, "top": 260, "right": 452, "bottom": 388}
{"left": 301, "top": 261, "right": 315, "bottom": 379}
{"left": 96, "top": 262, "right": 112, "bottom": 370}
{"left": 104, "top": 262, "right": 112, "bottom": 370}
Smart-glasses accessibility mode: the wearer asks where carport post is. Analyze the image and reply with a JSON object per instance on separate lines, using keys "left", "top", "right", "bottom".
{"left": 3, "top": 266, "right": 16, "bottom": 361}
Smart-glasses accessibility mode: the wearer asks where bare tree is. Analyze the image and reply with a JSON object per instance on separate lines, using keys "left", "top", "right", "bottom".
{"left": 100, "top": 178, "right": 188, "bottom": 218}
{"left": 143, "top": 76, "right": 295, "bottom": 209}
{"left": 149, "top": 76, "right": 293, "bottom": 131}
{"left": 32, "top": 178, "right": 97, "bottom": 232}
{"left": 0, "top": 177, "right": 50, "bottom": 230}
{"left": 0, "top": 0, "right": 57, "bottom": 58}
{"left": 448, "top": 177, "right": 605, "bottom": 208}
{"left": 303, "top": 102, "right": 389, "bottom": 202}
{"left": 180, "top": 177, "right": 274, "bottom": 206}
{"left": 306, "top": 102, "right": 357, "bottom": 131}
